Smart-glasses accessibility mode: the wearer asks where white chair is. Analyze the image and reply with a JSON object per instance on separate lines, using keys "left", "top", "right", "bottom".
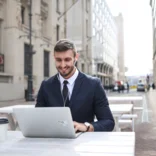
{"left": 119, "top": 114, "right": 138, "bottom": 131}
{"left": 133, "top": 107, "right": 143, "bottom": 111}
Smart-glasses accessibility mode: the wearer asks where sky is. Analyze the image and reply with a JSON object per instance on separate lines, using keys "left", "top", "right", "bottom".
{"left": 106, "top": 0, "right": 153, "bottom": 76}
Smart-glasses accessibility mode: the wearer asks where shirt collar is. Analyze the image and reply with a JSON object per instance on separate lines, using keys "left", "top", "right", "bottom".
{"left": 59, "top": 68, "right": 79, "bottom": 85}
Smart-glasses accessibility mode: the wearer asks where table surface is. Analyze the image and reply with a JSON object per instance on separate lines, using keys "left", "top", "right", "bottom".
{"left": 109, "top": 104, "right": 133, "bottom": 114}
{"left": 0, "top": 131, "right": 135, "bottom": 156}
{"left": 108, "top": 96, "right": 143, "bottom": 101}
{"left": 0, "top": 105, "right": 33, "bottom": 113}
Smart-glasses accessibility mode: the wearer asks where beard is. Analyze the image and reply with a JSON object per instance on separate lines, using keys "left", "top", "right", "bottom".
{"left": 57, "top": 65, "right": 75, "bottom": 78}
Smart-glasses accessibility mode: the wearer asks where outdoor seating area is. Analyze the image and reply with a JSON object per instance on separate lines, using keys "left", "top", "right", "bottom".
{"left": 0, "top": 95, "right": 143, "bottom": 156}
{"left": 0, "top": 96, "right": 143, "bottom": 132}
{"left": 108, "top": 96, "right": 143, "bottom": 132}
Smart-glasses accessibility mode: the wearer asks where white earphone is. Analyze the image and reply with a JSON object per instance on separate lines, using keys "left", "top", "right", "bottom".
{"left": 74, "top": 59, "right": 77, "bottom": 66}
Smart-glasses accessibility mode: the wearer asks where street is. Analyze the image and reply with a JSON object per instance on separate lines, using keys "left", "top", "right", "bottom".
{"left": 135, "top": 90, "right": 156, "bottom": 156}
{"left": 107, "top": 89, "right": 156, "bottom": 156}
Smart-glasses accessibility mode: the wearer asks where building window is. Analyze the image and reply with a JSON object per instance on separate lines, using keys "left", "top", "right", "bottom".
{"left": 44, "top": 50, "right": 49, "bottom": 77}
{"left": 96, "top": 4, "right": 98, "bottom": 12}
{"left": 93, "top": 27, "right": 95, "bottom": 35}
{"left": 99, "top": 10, "right": 101, "bottom": 16}
{"left": 0, "top": 21, "right": 4, "bottom": 72}
{"left": 24, "top": 44, "right": 31, "bottom": 75}
{"left": 103, "top": 1, "right": 105, "bottom": 8}
{"left": 92, "top": 0, "right": 95, "bottom": 6}
{"left": 97, "top": 19, "right": 99, "bottom": 27}
{"left": 0, "top": 20, "right": 2, "bottom": 54}
{"left": 0, "top": 54, "right": 4, "bottom": 72}
{"left": 56, "top": 25, "right": 60, "bottom": 41}
{"left": 86, "top": 19, "right": 88, "bottom": 37}
{"left": 56, "top": 0, "right": 60, "bottom": 13}
{"left": 21, "top": 6, "right": 25, "bottom": 24}
{"left": 93, "top": 13, "right": 95, "bottom": 21}
{"left": 97, "top": 33, "right": 100, "bottom": 41}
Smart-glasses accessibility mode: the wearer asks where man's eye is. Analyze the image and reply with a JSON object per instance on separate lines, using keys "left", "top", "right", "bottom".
{"left": 65, "top": 58, "right": 71, "bottom": 62}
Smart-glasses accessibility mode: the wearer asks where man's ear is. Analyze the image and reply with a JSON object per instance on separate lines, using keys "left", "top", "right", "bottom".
{"left": 74, "top": 60, "right": 77, "bottom": 65}
{"left": 75, "top": 53, "right": 79, "bottom": 61}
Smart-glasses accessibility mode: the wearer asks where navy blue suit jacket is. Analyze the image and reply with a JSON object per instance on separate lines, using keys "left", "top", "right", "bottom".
{"left": 35, "top": 72, "right": 115, "bottom": 131}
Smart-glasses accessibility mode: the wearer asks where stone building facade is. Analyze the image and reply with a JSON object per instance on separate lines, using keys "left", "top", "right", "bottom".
{"left": 0, "top": 0, "right": 66, "bottom": 100}
{"left": 91, "top": 0, "right": 118, "bottom": 86}
{"left": 0, "top": 0, "right": 92, "bottom": 100}
{"left": 0, "top": 0, "right": 118, "bottom": 100}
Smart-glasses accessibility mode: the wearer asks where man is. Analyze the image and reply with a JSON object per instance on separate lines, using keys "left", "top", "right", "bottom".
{"left": 36, "top": 39, "right": 115, "bottom": 132}
{"left": 126, "top": 82, "right": 130, "bottom": 93}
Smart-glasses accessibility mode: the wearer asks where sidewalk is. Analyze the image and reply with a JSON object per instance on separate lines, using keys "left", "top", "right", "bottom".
{"left": 135, "top": 90, "right": 156, "bottom": 156}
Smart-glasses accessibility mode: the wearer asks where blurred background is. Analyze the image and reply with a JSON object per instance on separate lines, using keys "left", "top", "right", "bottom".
{"left": 0, "top": 0, "right": 155, "bottom": 101}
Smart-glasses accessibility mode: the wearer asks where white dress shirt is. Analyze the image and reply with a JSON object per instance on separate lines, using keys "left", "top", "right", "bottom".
{"left": 58, "top": 68, "right": 79, "bottom": 99}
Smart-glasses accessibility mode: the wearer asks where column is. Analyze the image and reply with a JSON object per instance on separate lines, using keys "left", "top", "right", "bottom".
{"left": 5, "top": 0, "right": 20, "bottom": 75}
{"left": 32, "top": 0, "right": 41, "bottom": 37}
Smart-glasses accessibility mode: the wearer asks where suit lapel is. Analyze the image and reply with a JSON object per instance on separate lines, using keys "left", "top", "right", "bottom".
{"left": 52, "top": 75, "right": 64, "bottom": 106}
{"left": 70, "top": 72, "right": 84, "bottom": 108}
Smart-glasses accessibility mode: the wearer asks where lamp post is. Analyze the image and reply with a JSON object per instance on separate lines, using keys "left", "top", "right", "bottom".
{"left": 26, "top": 0, "right": 34, "bottom": 101}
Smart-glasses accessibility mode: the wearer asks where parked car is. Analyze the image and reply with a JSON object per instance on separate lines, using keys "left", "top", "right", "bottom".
{"left": 137, "top": 82, "right": 146, "bottom": 92}
{"left": 112, "top": 81, "right": 126, "bottom": 92}
{"left": 113, "top": 83, "right": 118, "bottom": 91}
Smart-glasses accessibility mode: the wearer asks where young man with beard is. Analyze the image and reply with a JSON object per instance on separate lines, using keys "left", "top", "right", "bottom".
{"left": 36, "top": 39, "right": 115, "bottom": 132}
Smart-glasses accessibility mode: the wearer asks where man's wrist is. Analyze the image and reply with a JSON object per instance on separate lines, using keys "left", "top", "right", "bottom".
{"left": 88, "top": 124, "right": 94, "bottom": 132}
{"left": 84, "top": 122, "right": 90, "bottom": 131}
{"left": 84, "top": 122, "right": 94, "bottom": 132}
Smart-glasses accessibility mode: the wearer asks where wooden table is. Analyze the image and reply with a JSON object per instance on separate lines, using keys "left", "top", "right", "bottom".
{"left": 0, "top": 131, "right": 135, "bottom": 156}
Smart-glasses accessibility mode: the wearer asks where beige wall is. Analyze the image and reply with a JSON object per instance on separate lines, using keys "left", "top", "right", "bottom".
{"left": 0, "top": 0, "right": 93, "bottom": 101}
{"left": 0, "top": 83, "right": 24, "bottom": 101}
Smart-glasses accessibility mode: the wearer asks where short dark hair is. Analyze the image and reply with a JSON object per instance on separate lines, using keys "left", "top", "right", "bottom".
{"left": 54, "top": 39, "right": 77, "bottom": 56}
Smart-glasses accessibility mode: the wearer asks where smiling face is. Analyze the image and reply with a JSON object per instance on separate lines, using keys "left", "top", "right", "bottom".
{"left": 54, "top": 39, "right": 79, "bottom": 79}
{"left": 54, "top": 49, "right": 78, "bottom": 79}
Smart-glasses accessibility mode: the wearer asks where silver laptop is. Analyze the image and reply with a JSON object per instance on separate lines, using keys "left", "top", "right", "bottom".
{"left": 13, "top": 107, "right": 82, "bottom": 139}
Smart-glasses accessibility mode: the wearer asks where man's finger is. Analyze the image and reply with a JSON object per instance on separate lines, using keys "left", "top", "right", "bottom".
{"left": 74, "top": 126, "right": 78, "bottom": 132}
{"left": 73, "top": 121, "right": 78, "bottom": 124}
{"left": 73, "top": 121, "right": 78, "bottom": 127}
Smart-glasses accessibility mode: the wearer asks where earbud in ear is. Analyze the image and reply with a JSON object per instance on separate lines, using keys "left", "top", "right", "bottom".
{"left": 74, "top": 60, "right": 77, "bottom": 65}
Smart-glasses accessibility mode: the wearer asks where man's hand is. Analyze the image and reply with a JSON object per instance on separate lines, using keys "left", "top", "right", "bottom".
{"left": 73, "top": 121, "right": 94, "bottom": 132}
